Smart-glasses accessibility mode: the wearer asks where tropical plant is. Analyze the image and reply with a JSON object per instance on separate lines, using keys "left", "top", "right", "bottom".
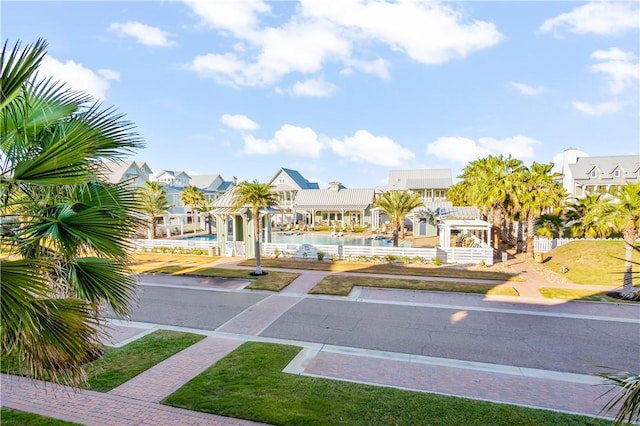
{"left": 180, "top": 185, "right": 204, "bottom": 232}
{"left": 535, "top": 214, "right": 564, "bottom": 238}
{"left": 232, "top": 180, "right": 278, "bottom": 275}
{"left": 565, "top": 193, "right": 606, "bottom": 238}
{"left": 456, "top": 155, "right": 524, "bottom": 251}
{"left": 196, "top": 198, "right": 215, "bottom": 235}
{"left": 1, "top": 39, "right": 144, "bottom": 385}
{"left": 373, "top": 190, "right": 423, "bottom": 246}
{"left": 138, "top": 181, "right": 172, "bottom": 239}
{"left": 512, "top": 162, "right": 566, "bottom": 257}
{"left": 597, "top": 370, "right": 640, "bottom": 424}
{"left": 585, "top": 183, "right": 640, "bottom": 298}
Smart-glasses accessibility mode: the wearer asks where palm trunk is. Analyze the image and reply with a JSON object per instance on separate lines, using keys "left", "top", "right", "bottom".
{"left": 400, "top": 216, "right": 405, "bottom": 239}
{"left": 526, "top": 216, "right": 535, "bottom": 259}
{"left": 621, "top": 227, "right": 636, "bottom": 298}
{"left": 491, "top": 208, "right": 501, "bottom": 251}
{"left": 392, "top": 225, "right": 399, "bottom": 247}
{"left": 254, "top": 210, "right": 263, "bottom": 275}
{"left": 151, "top": 217, "right": 157, "bottom": 239}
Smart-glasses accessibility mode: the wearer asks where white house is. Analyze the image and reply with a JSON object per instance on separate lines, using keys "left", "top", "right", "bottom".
{"left": 561, "top": 150, "right": 639, "bottom": 199}
{"left": 267, "top": 168, "right": 319, "bottom": 225}
{"left": 102, "top": 161, "right": 152, "bottom": 188}
{"left": 386, "top": 169, "right": 452, "bottom": 203}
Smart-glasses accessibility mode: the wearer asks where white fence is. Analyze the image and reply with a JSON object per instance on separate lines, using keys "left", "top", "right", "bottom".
{"left": 133, "top": 239, "right": 493, "bottom": 265}
{"left": 262, "top": 243, "right": 493, "bottom": 265}
{"left": 533, "top": 237, "right": 624, "bottom": 252}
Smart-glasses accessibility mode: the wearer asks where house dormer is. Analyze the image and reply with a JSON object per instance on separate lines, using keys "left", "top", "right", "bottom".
{"left": 588, "top": 166, "right": 601, "bottom": 179}
{"left": 611, "top": 165, "right": 625, "bottom": 179}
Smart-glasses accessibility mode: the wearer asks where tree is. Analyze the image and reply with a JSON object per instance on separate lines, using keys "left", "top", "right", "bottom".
{"left": 1, "top": 39, "right": 144, "bottom": 385}
{"left": 586, "top": 183, "right": 640, "bottom": 298}
{"left": 138, "top": 181, "right": 172, "bottom": 239}
{"left": 180, "top": 185, "right": 204, "bottom": 232}
{"left": 196, "top": 198, "right": 215, "bottom": 235}
{"left": 512, "top": 162, "right": 566, "bottom": 258}
{"left": 565, "top": 193, "right": 605, "bottom": 238}
{"left": 374, "top": 190, "right": 423, "bottom": 247}
{"left": 232, "top": 180, "right": 278, "bottom": 275}
{"left": 456, "top": 155, "right": 524, "bottom": 251}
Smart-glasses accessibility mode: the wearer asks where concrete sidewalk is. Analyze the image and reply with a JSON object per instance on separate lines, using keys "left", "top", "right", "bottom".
{"left": 3, "top": 257, "right": 635, "bottom": 425}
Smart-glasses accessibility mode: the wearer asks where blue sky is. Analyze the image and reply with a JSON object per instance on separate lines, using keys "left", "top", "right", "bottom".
{"left": 4, "top": 1, "right": 639, "bottom": 188}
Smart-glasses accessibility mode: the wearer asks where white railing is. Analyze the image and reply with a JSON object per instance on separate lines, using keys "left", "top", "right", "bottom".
{"left": 262, "top": 243, "right": 492, "bottom": 265}
{"left": 132, "top": 238, "right": 218, "bottom": 250}
{"left": 533, "top": 237, "right": 624, "bottom": 253}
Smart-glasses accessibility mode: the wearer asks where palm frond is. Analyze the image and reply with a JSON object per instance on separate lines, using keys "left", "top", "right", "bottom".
{"left": 597, "top": 370, "right": 640, "bottom": 424}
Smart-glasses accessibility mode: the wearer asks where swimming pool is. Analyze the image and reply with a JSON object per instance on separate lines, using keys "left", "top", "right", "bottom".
{"left": 182, "top": 233, "right": 411, "bottom": 247}
{"left": 269, "top": 233, "right": 411, "bottom": 247}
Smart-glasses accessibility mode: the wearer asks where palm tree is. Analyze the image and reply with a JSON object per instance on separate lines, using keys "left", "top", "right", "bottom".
{"left": 535, "top": 213, "right": 564, "bottom": 238}
{"left": 180, "top": 185, "right": 204, "bottom": 233}
{"left": 196, "top": 198, "right": 215, "bottom": 235}
{"left": 1, "top": 39, "right": 144, "bottom": 385}
{"left": 456, "top": 155, "right": 524, "bottom": 251}
{"left": 374, "top": 190, "right": 423, "bottom": 247}
{"left": 232, "top": 180, "right": 278, "bottom": 275}
{"left": 512, "top": 162, "right": 566, "bottom": 258}
{"left": 565, "top": 193, "right": 604, "bottom": 238}
{"left": 586, "top": 183, "right": 640, "bottom": 298}
{"left": 138, "top": 181, "right": 173, "bottom": 239}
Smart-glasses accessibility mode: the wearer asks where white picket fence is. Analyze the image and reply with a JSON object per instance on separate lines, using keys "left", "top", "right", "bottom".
{"left": 261, "top": 243, "right": 493, "bottom": 265}
{"left": 133, "top": 239, "right": 493, "bottom": 265}
{"left": 533, "top": 237, "right": 624, "bottom": 253}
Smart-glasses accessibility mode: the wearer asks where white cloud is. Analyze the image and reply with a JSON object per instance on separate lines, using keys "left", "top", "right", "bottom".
{"left": 509, "top": 81, "right": 543, "bottom": 96}
{"left": 329, "top": 130, "right": 415, "bottom": 167}
{"left": 108, "top": 21, "right": 177, "bottom": 47}
{"left": 289, "top": 78, "right": 336, "bottom": 97}
{"left": 588, "top": 48, "right": 639, "bottom": 94}
{"left": 183, "top": 0, "right": 270, "bottom": 37}
{"left": 572, "top": 100, "right": 622, "bottom": 116}
{"left": 39, "top": 55, "right": 118, "bottom": 100}
{"left": 426, "top": 135, "right": 540, "bottom": 165}
{"left": 242, "top": 124, "right": 324, "bottom": 157}
{"left": 540, "top": 2, "right": 640, "bottom": 37}
{"left": 220, "top": 114, "right": 259, "bottom": 131}
{"left": 184, "top": 0, "right": 502, "bottom": 87}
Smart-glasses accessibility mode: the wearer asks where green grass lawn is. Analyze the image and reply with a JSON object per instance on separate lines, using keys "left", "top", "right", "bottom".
{"left": 240, "top": 258, "right": 523, "bottom": 281}
{"left": 538, "top": 287, "right": 639, "bottom": 303}
{"left": 83, "top": 329, "right": 205, "bottom": 392}
{"left": 0, "top": 408, "right": 81, "bottom": 426}
{"left": 164, "top": 342, "right": 607, "bottom": 426}
{"left": 310, "top": 274, "right": 519, "bottom": 297}
{"left": 539, "top": 240, "right": 640, "bottom": 285}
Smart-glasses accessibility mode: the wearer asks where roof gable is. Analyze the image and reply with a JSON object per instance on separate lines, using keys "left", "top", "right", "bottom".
{"left": 388, "top": 169, "right": 452, "bottom": 190}
{"left": 268, "top": 168, "right": 318, "bottom": 190}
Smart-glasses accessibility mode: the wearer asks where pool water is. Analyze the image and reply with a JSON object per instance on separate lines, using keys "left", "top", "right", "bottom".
{"left": 182, "top": 233, "right": 411, "bottom": 247}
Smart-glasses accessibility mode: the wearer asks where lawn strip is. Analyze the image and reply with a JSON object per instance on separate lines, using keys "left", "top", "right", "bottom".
{"left": 309, "top": 275, "right": 518, "bottom": 297}
{"left": 83, "top": 330, "right": 205, "bottom": 392}
{"left": 538, "top": 287, "right": 639, "bottom": 303}
{"left": 0, "top": 408, "right": 81, "bottom": 426}
{"left": 164, "top": 342, "right": 606, "bottom": 426}
{"left": 239, "top": 258, "right": 522, "bottom": 281}
{"left": 132, "top": 262, "right": 299, "bottom": 292}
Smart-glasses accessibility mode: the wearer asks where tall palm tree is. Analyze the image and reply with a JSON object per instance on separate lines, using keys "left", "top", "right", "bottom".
{"left": 457, "top": 155, "right": 524, "bottom": 251}
{"left": 374, "top": 190, "right": 423, "bottom": 247}
{"left": 586, "top": 183, "right": 640, "bottom": 298}
{"left": 196, "top": 198, "right": 215, "bottom": 235}
{"left": 512, "top": 162, "right": 566, "bottom": 258}
{"left": 138, "top": 181, "right": 172, "bottom": 239}
{"left": 180, "top": 185, "right": 204, "bottom": 232}
{"left": 1, "top": 39, "right": 144, "bottom": 385}
{"left": 232, "top": 180, "right": 277, "bottom": 275}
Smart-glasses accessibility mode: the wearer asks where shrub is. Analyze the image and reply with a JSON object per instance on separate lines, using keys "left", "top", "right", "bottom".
{"left": 317, "top": 251, "right": 326, "bottom": 261}
{"left": 412, "top": 256, "right": 423, "bottom": 264}
{"left": 357, "top": 255, "right": 368, "bottom": 262}
{"left": 400, "top": 256, "right": 410, "bottom": 264}
{"left": 431, "top": 257, "right": 443, "bottom": 266}
{"left": 371, "top": 255, "right": 381, "bottom": 263}
{"left": 385, "top": 254, "right": 398, "bottom": 263}
{"left": 274, "top": 248, "right": 281, "bottom": 259}
{"left": 478, "top": 260, "right": 487, "bottom": 267}
{"left": 331, "top": 254, "right": 338, "bottom": 262}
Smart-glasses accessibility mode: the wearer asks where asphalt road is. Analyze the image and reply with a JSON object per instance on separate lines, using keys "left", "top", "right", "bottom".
{"left": 123, "top": 285, "right": 640, "bottom": 375}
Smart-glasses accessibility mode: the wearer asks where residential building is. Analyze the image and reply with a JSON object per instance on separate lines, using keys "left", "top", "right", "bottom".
{"left": 561, "top": 150, "right": 640, "bottom": 199}
{"left": 267, "top": 168, "right": 319, "bottom": 225}
{"left": 102, "top": 161, "right": 152, "bottom": 188}
{"left": 190, "top": 174, "right": 236, "bottom": 201}
{"left": 386, "top": 169, "right": 452, "bottom": 202}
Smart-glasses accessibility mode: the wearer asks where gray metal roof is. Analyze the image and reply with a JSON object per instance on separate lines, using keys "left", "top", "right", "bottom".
{"left": 412, "top": 202, "right": 480, "bottom": 219}
{"left": 269, "top": 168, "right": 319, "bottom": 190}
{"left": 293, "top": 188, "right": 375, "bottom": 210}
{"left": 388, "top": 169, "right": 452, "bottom": 190}
{"left": 568, "top": 155, "right": 640, "bottom": 183}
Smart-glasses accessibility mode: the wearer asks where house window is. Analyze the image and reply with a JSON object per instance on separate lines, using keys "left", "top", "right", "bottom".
{"left": 614, "top": 170, "right": 620, "bottom": 177}
{"left": 590, "top": 170, "right": 597, "bottom": 178}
